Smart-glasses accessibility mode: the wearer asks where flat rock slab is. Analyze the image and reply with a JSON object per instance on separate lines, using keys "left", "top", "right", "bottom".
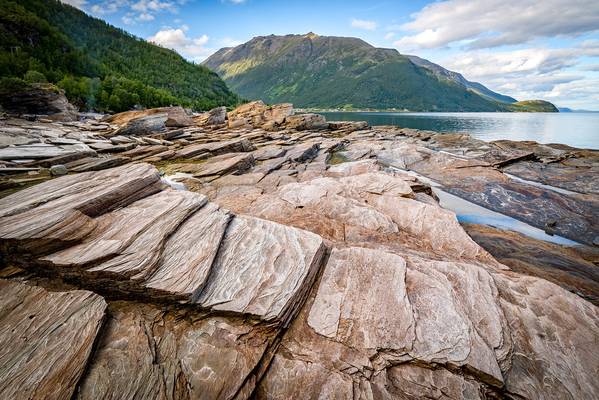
{"left": 464, "top": 223, "right": 599, "bottom": 305}
{"left": 175, "top": 138, "right": 256, "bottom": 158}
{"left": 198, "top": 215, "right": 326, "bottom": 324}
{"left": 192, "top": 153, "right": 255, "bottom": 178}
{"left": 143, "top": 202, "right": 231, "bottom": 301}
{"left": 42, "top": 190, "right": 207, "bottom": 285}
{"left": 1, "top": 163, "right": 327, "bottom": 325}
{"left": 68, "top": 156, "right": 130, "bottom": 172}
{"left": 0, "top": 163, "right": 162, "bottom": 254}
{"left": 0, "top": 143, "right": 93, "bottom": 160}
{"left": 0, "top": 279, "right": 106, "bottom": 400}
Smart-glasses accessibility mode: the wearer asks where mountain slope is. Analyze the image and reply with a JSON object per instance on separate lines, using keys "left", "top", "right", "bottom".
{"left": 0, "top": 0, "right": 238, "bottom": 111}
{"left": 405, "top": 55, "right": 517, "bottom": 104}
{"left": 204, "top": 34, "right": 517, "bottom": 112}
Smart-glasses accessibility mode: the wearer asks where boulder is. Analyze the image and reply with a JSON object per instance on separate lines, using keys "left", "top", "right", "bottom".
{"left": 0, "top": 83, "right": 77, "bottom": 121}
{"left": 193, "top": 106, "right": 227, "bottom": 126}
{"left": 49, "top": 164, "right": 68, "bottom": 176}
{"left": 227, "top": 101, "right": 293, "bottom": 130}
{"left": 105, "top": 106, "right": 194, "bottom": 127}
{"left": 285, "top": 113, "right": 328, "bottom": 130}
{"left": 114, "top": 113, "right": 168, "bottom": 136}
{"left": 327, "top": 120, "right": 369, "bottom": 131}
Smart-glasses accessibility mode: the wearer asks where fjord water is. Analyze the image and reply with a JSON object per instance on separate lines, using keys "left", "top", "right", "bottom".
{"left": 321, "top": 112, "right": 599, "bottom": 149}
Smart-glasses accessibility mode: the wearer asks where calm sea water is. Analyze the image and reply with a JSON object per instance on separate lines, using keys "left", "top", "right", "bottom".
{"left": 321, "top": 112, "right": 599, "bottom": 149}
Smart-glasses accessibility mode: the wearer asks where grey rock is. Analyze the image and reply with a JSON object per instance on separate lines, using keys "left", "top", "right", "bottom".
{"left": 49, "top": 164, "right": 68, "bottom": 176}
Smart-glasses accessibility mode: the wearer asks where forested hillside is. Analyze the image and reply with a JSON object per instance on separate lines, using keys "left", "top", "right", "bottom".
{"left": 0, "top": 0, "right": 239, "bottom": 112}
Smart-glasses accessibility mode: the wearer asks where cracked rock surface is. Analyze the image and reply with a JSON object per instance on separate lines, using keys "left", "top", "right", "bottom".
{"left": 0, "top": 103, "right": 598, "bottom": 399}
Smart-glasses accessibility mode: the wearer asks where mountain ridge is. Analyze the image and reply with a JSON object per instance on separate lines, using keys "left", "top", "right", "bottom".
{"left": 405, "top": 55, "right": 518, "bottom": 104}
{"left": 204, "top": 33, "right": 555, "bottom": 112}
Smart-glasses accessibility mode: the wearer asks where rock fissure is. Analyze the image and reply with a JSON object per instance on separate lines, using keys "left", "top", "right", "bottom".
{"left": 1, "top": 103, "right": 598, "bottom": 399}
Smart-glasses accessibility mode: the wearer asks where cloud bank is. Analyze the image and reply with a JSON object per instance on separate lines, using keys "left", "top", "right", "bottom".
{"left": 395, "top": 0, "right": 599, "bottom": 50}
{"left": 148, "top": 27, "right": 211, "bottom": 61}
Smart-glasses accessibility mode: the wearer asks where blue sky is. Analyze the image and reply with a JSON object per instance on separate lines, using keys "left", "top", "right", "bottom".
{"left": 63, "top": 0, "right": 599, "bottom": 109}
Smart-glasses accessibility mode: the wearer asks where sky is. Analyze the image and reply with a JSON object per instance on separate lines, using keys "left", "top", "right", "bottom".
{"left": 62, "top": 0, "right": 599, "bottom": 110}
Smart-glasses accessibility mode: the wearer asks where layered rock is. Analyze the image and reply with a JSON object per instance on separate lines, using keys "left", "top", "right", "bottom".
{"left": 76, "top": 302, "right": 274, "bottom": 400}
{"left": 0, "top": 103, "right": 598, "bottom": 400}
{"left": 194, "top": 106, "right": 227, "bottom": 126}
{"left": 0, "top": 83, "right": 77, "bottom": 121}
{"left": 0, "top": 279, "right": 106, "bottom": 400}
{"left": 227, "top": 101, "right": 293, "bottom": 130}
{"left": 105, "top": 106, "right": 194, "bottom": 128}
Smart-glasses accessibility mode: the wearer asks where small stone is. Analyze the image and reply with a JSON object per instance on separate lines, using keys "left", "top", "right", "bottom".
{"left": 49, "top": 164, "right": 68, "bottom": 176}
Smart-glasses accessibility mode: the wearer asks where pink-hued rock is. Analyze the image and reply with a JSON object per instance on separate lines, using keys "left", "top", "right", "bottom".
{"left": 0, "top": 280, "right": 106, "bottom": 400}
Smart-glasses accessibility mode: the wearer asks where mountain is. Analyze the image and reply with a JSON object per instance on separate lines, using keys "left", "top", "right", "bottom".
{"left": 204, "top": 33, "right": 555, "bottom": 112}
{"left": 405, "top": 55, "right": 517, "bottom": 104}
{"left": 0, "top": 0, "right": 238, "bottom": 111}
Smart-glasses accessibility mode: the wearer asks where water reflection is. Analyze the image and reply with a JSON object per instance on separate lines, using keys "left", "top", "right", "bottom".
{"left": 321, "top": 112, "right": 599, "bottom": 149}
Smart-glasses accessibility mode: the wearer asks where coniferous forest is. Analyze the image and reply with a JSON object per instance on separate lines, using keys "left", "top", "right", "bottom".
{"left": 0, "top": 0, "right": 240, "bottom": 112}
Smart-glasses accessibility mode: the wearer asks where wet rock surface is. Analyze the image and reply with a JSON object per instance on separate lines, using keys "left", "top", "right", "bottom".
{"left": 0, "top": 103, "right": 598, "bottom": 399}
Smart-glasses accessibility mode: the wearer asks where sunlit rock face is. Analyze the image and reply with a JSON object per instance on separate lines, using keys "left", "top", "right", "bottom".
{"left": 0, "top": 103, "right": 597, "bottom": 399}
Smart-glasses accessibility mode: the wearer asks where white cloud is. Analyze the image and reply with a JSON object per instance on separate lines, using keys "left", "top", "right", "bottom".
{"left": 441, "top": 42, "right": 599, "bottom": 107}
{"left": 580, "top": 63, "right": 599, "bottom": 72}
{"left": 219, "top": 37, "right": 243, "bottom": 47}
{"left": 148, "top": 28, "right": 212, "bottom": 61}
{"left": 90, "top": 0, "right": 130, "bottom": 15}
{"left": 61, "top": 0, "right": 87, "bottom": 9}
{"left": 122, "top": 14, "right": 134, "bottom": 24}
{"left": 445, "top": 44, "right": 599, "bottom": 80}
{"left": 351, "top": 18, "right": 378, "bottom": 31}
{"left": 384, "top": 32, "right": 395, "bottom": 40}
{"left": 132, "top": 0, "right": 175, "bottom": 12}
{"left": 395, "top": 0, "right": 599, "bottom": 50}
{"left": 137, "top": 12, "right": 155, "bottom": 21}
{"left": 544, "top": 79, "right": 599, "bottom": 109}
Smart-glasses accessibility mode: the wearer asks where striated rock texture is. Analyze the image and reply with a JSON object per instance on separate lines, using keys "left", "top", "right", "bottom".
{"left": 0, "top": 103, "right": 598, "bottom": 399}
{"left": 0, "top": 279, "right": 106, "bottom": 400}
{"left": 0, "top": 83, "right": 77, "bottom": 121}
{"left": 76, "top": 302, "right": 274, "bottom": 400}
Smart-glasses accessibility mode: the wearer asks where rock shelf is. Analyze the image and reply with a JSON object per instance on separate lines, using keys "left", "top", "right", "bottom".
{"left": 0, "top": 102, "right": 597, "bottom": 399}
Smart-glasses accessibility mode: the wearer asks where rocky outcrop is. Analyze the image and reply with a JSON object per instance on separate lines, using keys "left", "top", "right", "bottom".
{"left": 0, "top": 104, "right": 598, "bottom": 399}
{"left": 0, "top": 280, "right": 106, "bottom": 400}
{"left": 194, "top": 106, "right": 227, "bottom": 126}
{"left": 0, "top": 83, "right": 77, "bottom": 121}
{"left": 76, "top": 302, "right": 275, "bottom": 400}
{"left": 105, "top": 106, "right": 194, "bottom": 127}
{"left": 284, "top": 113, "right": 328, "bottom": 130}
{"left": 227, "top": 101, "right": 293, "bottom": 130}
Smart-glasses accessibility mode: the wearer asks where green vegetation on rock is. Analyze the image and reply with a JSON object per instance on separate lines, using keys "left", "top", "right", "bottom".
{"left": 507, "top": 100, "right": 560, "bottom": 112}
{"left": 204, "top": 34, "right": 557, "bottom": 112}
{"left": 0, "top": 0, "right": 239, "bottom": 112}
